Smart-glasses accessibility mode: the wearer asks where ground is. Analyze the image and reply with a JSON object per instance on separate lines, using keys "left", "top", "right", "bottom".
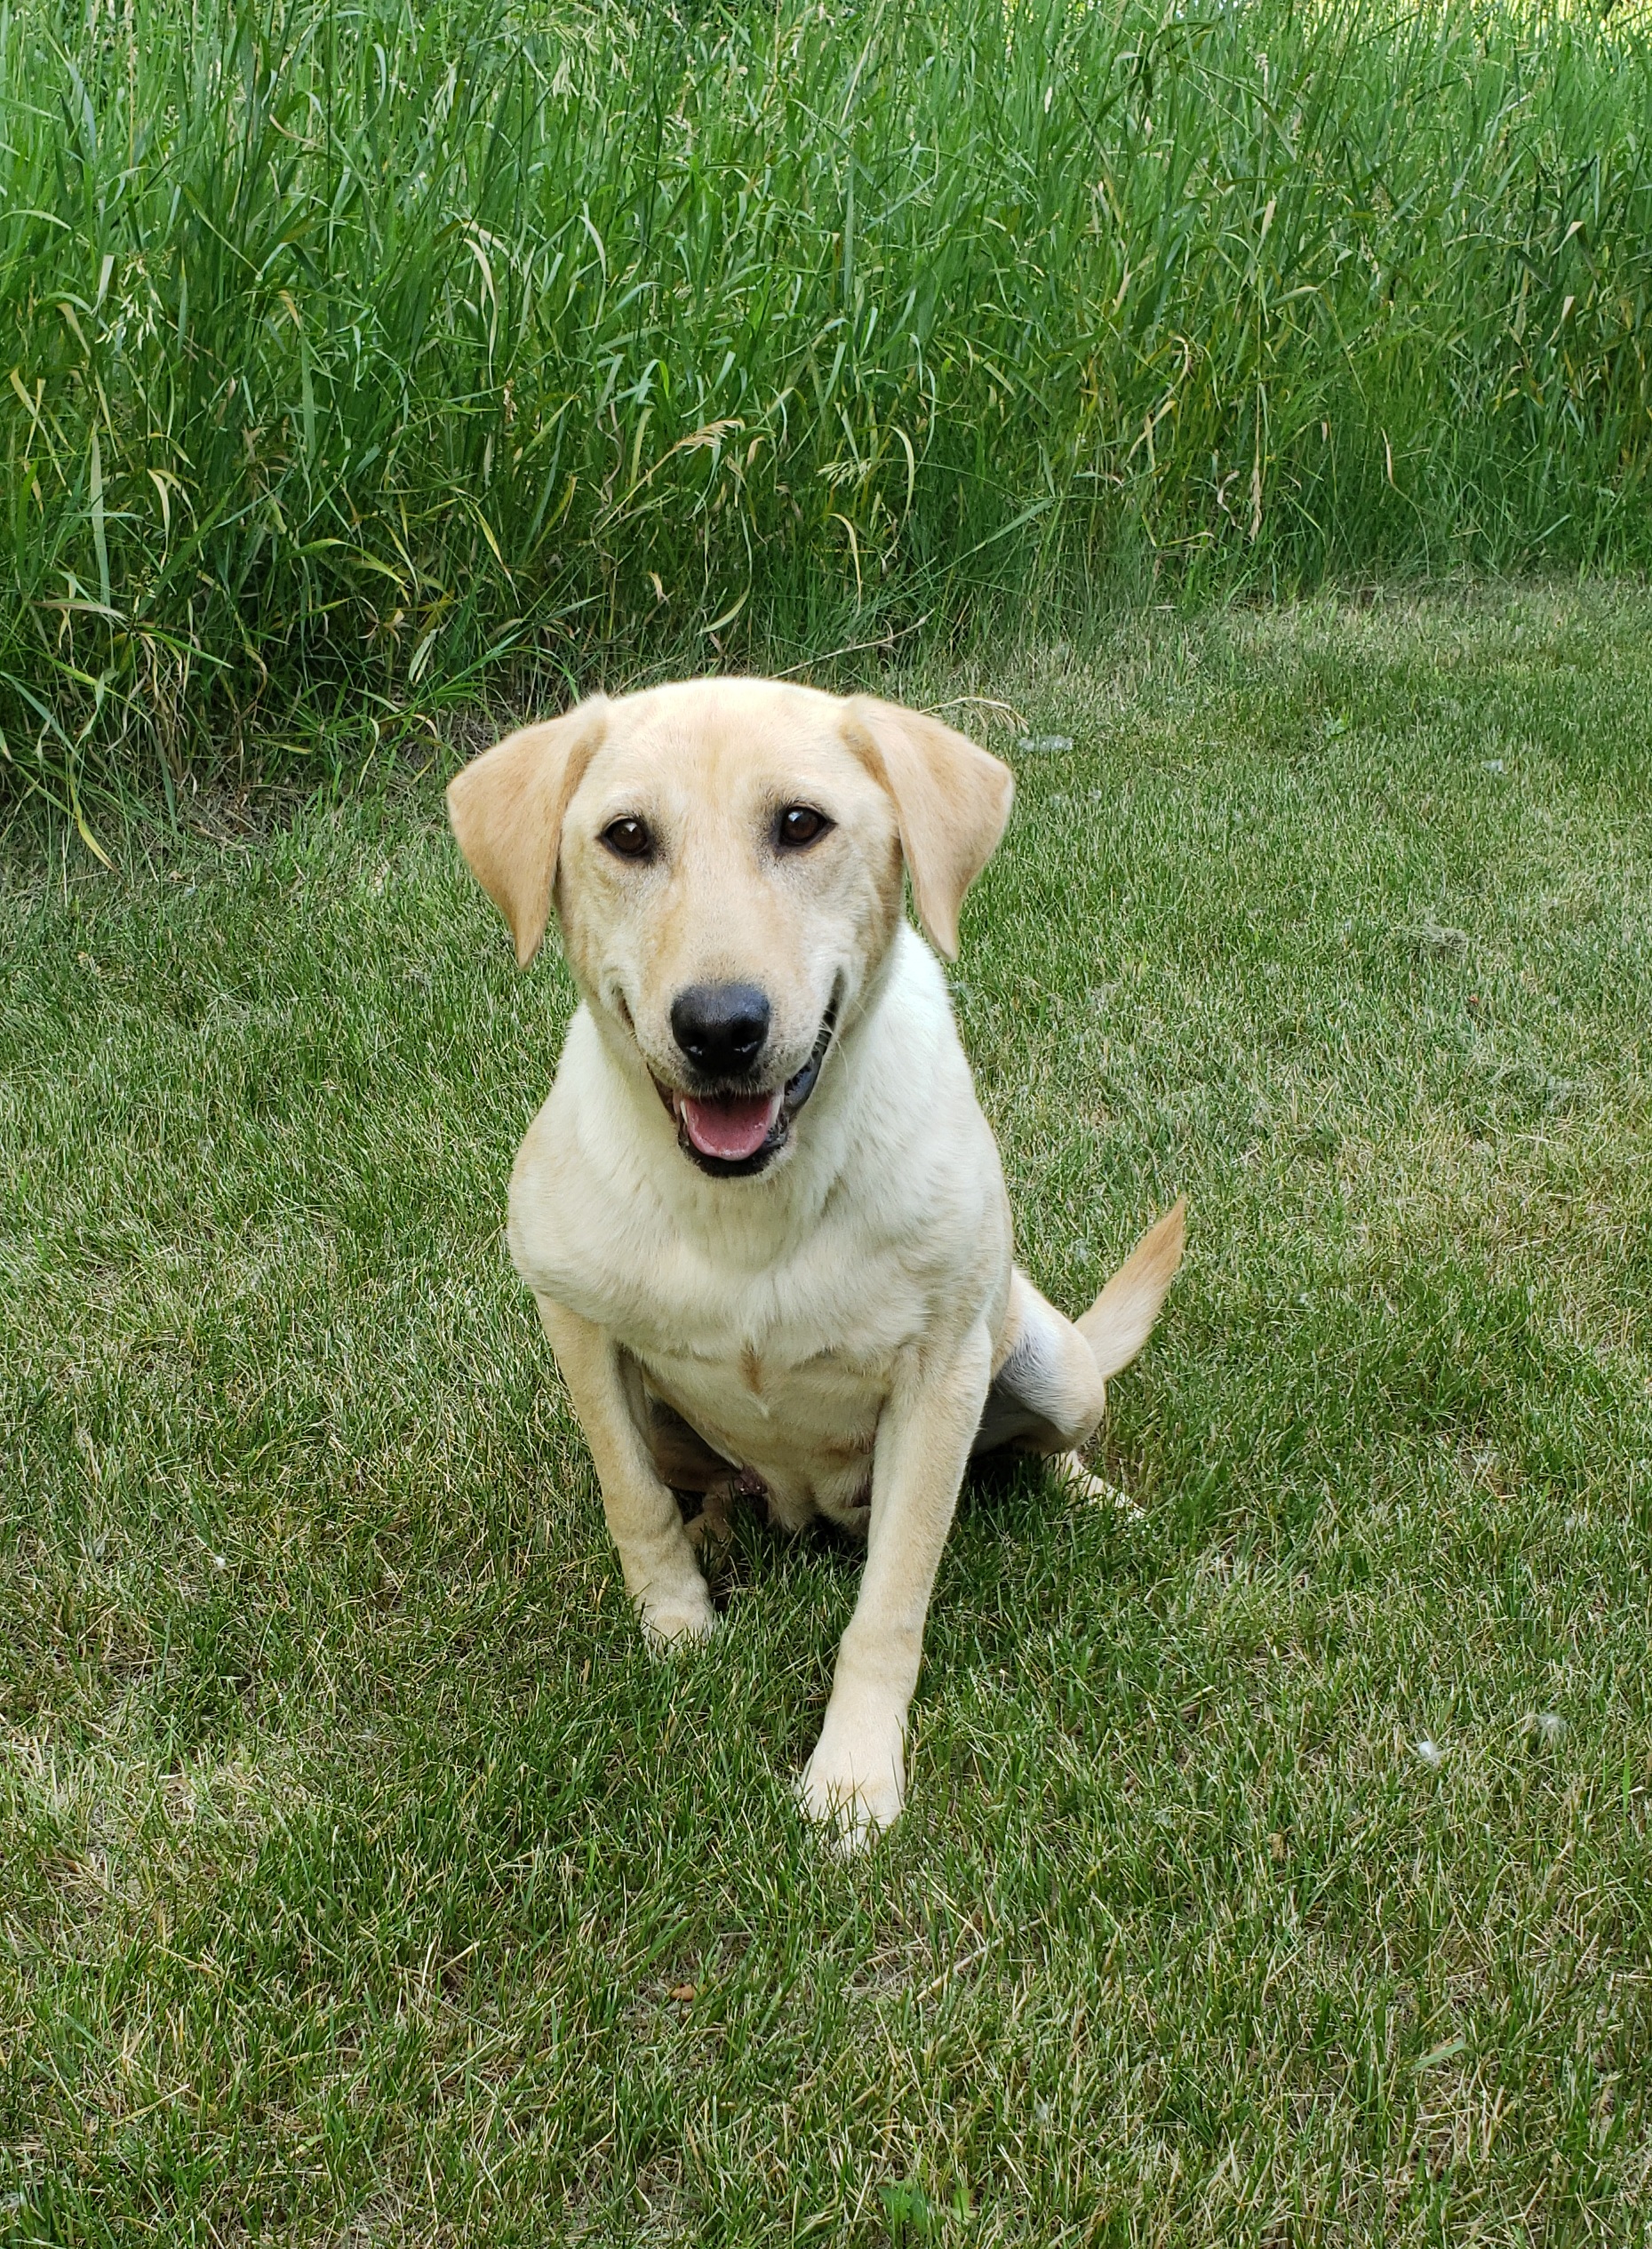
{"left": 3, "top": 588, "right": 1650, "bottom": 2245}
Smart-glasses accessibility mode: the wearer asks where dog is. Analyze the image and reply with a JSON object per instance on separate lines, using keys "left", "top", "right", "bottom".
{"left": 447, "top": 677, "right": 1184, "bottom": 1845}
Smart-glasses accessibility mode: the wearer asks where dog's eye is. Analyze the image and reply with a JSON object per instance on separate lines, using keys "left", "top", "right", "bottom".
{"left": 777, "top": 805, "right": 832, "bottom": 849}
{"left": 602, "top": 817, "right": 653, "bottom": 860}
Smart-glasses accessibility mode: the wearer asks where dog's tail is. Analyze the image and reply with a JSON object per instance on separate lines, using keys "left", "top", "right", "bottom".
{"left": 1076, "top": 1198, "right": 1186, "bottom": 1378}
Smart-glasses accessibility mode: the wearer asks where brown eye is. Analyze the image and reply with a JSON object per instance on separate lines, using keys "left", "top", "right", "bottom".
{"left": 603, "top": 817, "right": 653, "bottom": 860}
{"left": 777, "top": 804, "right": 832, "bottom": 849}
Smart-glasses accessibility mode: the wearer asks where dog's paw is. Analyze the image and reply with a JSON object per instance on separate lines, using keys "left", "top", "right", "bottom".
{"left": 682, "top": 1499, "right": 731, "bottom": 1552}
{"left": 798, "top": 1723, "right": 906, "bottom": 1853}
{"left": 638, "top": 1583, "right": 719, "bottom": 1650}
{"left": 1051, "top": 1450, "right": 1143, "bottom": 1519}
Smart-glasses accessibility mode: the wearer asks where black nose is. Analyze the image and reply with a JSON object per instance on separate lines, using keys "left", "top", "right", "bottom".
{"left": 670, "top": 982, "right": 771, "bottom": 1075}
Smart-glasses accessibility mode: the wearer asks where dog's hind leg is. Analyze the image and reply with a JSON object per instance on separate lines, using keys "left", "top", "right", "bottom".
{"left": 621, "top": 1370, "right": 749, "bottom": 1550}
{"left": 974, "top": 1272, "right": 1107, "bottom": 1455}
{"left": 974, "top": 1199, "right": 1185, "bottom": 1465}
{"left": 646, "top": 1399, "right": 739, "bottom": 1550}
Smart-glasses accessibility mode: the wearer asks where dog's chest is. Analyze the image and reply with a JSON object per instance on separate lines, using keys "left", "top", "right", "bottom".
{"left": 640, "top": 1336, "right": 888, "bottom": 1494}
{"left": 529, "top": 1181, "right": 940, "bottom": 1480}
{"left": 625, "top": 1227, "right": 923, "bottom": 1438}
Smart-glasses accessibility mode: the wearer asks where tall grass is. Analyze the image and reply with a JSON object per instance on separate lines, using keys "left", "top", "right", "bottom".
{"left": 3, "top": 0, "right": 1650, "bottom": 812}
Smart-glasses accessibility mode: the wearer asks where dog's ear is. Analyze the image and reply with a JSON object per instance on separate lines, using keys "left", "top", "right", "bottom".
{"left": 446, "top": 698, "right": 610, "bottom": 966}
{"left": 843, "top": 696, "right": 1015, "bottom": 959}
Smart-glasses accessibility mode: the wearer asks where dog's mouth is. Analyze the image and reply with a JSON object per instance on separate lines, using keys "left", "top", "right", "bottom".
{"left": 652, "top": 1001, "right": 839, "bottom": 1179}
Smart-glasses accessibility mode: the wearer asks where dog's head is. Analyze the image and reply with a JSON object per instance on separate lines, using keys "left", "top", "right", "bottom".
{"left": 447, "top": 677, "right": 1013, "bottom": 1177}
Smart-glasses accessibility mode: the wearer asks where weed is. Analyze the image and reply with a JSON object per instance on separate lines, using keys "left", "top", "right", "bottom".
{"left": 3, "top": 0, "right": 1650, "bottom": 815}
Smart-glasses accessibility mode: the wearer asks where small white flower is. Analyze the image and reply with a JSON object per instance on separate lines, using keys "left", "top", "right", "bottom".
{"left": 1530, "top": 1711, "right": 1566, "bottom": 1745}
{"left": 1414, "top": 1737, "right": 1446, "bottom": 1768}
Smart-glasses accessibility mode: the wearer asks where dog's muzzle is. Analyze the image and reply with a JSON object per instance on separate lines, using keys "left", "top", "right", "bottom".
{"left": 652, "top": 1000, "right": 839, "bottom": 1178}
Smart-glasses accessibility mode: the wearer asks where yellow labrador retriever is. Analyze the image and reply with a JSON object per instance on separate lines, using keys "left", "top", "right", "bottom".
{"left": 448, "top": 677, "right": 1183, "bottom": 1845}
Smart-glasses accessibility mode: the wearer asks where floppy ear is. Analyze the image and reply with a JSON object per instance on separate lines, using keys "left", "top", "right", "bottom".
{"left": 446, "top": 698, "right": 610, "bottom": 966}
{"left": 842, "top": 696, "right": 1015, "bottom": 959}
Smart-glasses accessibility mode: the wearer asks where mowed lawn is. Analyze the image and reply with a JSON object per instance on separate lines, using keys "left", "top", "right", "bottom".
{"left": 3, "top": 590, "right": 1650, "bottom": 2245}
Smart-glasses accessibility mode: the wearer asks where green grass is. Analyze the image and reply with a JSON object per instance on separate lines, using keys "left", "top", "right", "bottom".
{"left": 4, "top": 587, "right": 1651, "bottom": 2243}
{"left": 4, "top": 0, "right": 1652, "bottom": 816}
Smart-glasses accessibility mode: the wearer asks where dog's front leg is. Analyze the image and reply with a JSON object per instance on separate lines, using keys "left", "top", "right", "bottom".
{"left": 801, "top": 1320, "right": 994, "bottom": 1847}
{"left": 533, "top": 1295, "right": 717, "bottom": 1647}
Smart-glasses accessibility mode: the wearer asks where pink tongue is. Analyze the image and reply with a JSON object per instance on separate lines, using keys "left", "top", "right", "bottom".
{"left": 681, "top": 1090, "right": 783, "bottom": 1161}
